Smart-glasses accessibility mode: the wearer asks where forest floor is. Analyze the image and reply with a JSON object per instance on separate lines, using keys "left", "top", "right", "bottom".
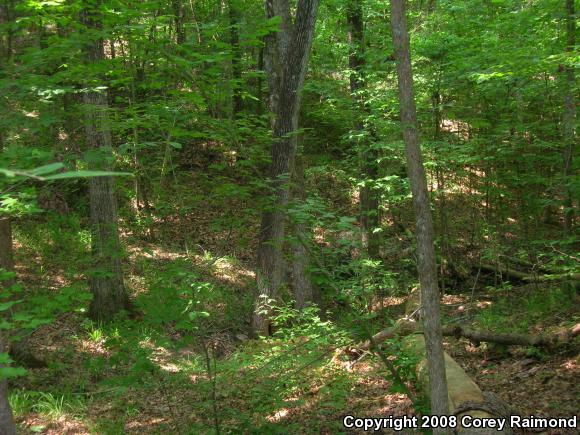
{"left": 7, "top": 175, "right": 579, "bottom": 434}
{"left": 11, "top": 246, "right": 579, "bottom": 434}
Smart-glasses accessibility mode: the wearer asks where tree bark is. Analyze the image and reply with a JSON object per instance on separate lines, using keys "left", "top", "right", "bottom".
{"left": 0, "top": 217, "right": 14, "bottom": 287}
{"left": 290, "top": 157, "right": 315, "bottom": 310}
{"left": 0, "top": 339, "right": 17, "bottom": 435}
{"left": 253, "top": 0, "right": 319, "bottom": 335}
{"left": 0, "top": 219, "right": 16, "bottom": 434}
{"left": 562, "top": 0, "right": 576, "bottom": 233}
{"left": 405, "top": 335, "right": 511, "bottom": 435}
{"left": 229, "top": 0, "right": 243, "bottom": 116}
{"left": 358, "top": 321, "right": 576, "bottom": 352}
{"left": 390, "top": 0, "right": 449, "bottom": 424}
{"left": 172, "top": 0, "right": 186, "bottom": 44}
{"left": 0, "top": 0, "right": 15, "bottom": 61}
{"left": 479, "top": 262, "right": 580, "bottom": 283}
{"left": 83, "top": 0, "right": 130, "bottom": 322}
{"left": 347, "top": 0, "right": 380, "bottom": 258}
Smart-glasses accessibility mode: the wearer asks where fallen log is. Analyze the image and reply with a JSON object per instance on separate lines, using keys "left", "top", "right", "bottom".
{"left": 524, "top": 272, "right": 580, "bottom": 282}
{"left": 405, "top": 335, "right": 516, "bottom": 434}
{"left": 353, "top": 288, "right": 573, "bottom": 433}
{"left": 480, "top": 262, "right": 530, "bottom": 281}
{"left": 441, "top": 324, "right": 576, "bottom": 347}
{"left": 479, "top": 262, "right": 580, "bottom": 283}
{"left": 358, "top": 322, "right": 577, "bottom": 351}
{"left": 358, "top": 318, "right": 417, "bottom": 351}
{"left": 498, "top": 255, "right": 554, "bottom": 274}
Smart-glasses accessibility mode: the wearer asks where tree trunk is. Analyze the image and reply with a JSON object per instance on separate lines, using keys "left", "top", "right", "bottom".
{"left": 253, "top": 0, "right": 319, "bottom": 335}
{"left": 0, "top": 217, "right": 14, "bottom": 287}
{"left": 347, "top": 0, "right": 380, "bottom": 258}
{"left": 390, "top": 0, "right": 449, "bottom": 424}
{"left": 562, "top": 0, "right": 576, "bottom": 233}
{"left": 229, "top": 0, "right": 242, "bottom": 116}
{"left": 172, "top": 0, "right": 185, "bottom": 44}
{"left": 83, "top": 1, "right": 130, "bottom": 322}
{"left": 291, "top": 157, "right": 315, "bottom": 310}
{"left": 0, "top": 0, "right": 15, "bottom": 61}
{"left": 0, "top": 219, "right": 16, "bottom": 434}
{"left": 0, "top": 339, "right": 17, "bottom": 435}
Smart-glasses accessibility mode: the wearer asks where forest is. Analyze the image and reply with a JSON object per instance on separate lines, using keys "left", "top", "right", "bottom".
{"left": 0, "top": 0, "right": 578, "bottom": 433}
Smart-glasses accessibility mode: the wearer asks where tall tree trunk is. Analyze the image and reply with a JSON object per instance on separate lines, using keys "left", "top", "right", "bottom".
{"left": 253, "top": 0, "right": 319, "bottom": 335}
{"left": 290, "top": 157, "right": 315, "bottom": 309}
{"left": 0, "top": 217, "right": 14, "bottom": 287}
{"left": 0, "top": 339, "right": 17, "bottom": 435}
{"left": 229, "top": 0, "right": 242, "bottom": 116}
{"left": 390, "top": 0, "right": 449, "bottom": 424}
{"left": 83, "top": 0, "right": 130, "bottom": 322}
{"left": 0, "top": 0, "right": 15, "bottom": 60}
{"left": 172, "top": 0, "right": 186, "bottom": 44}
{"left": 0, "top": 219, "right": 17, "bottom": 435}
{"left": 0, "top": 20, "right": 17, "bottom": 427}
{"left": 347, "top": 0, "right": 380, "bottom": 258}
{"left": 563, "top": 0, "right": 576, "bottom": 233}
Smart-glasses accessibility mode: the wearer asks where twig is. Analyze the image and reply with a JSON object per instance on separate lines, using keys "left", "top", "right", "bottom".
{"left": 157, "top": 374, "right": 184, "bottom": 435}
{"left": 201, "top": 338, "right": 221, "bottom": 435}
{"left": 470, "top": 265, "right": 481, "bottom": 305}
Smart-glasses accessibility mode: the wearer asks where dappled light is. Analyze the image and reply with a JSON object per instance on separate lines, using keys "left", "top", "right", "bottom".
{"left": 1, "top": 0, "right": 578, "bottom": 433}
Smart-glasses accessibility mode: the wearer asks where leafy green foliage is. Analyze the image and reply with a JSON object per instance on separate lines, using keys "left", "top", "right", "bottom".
{"left": 0, "top": 0, "right": 578, "bottom": 431}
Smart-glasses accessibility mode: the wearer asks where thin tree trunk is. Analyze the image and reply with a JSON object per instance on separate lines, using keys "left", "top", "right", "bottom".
{"left": 172, "top": 0, "right": 186, "bottom": 45}
{"left": 253, "top": 0, "right": 319, "bottom": 335}
{"left": 390, "top": 0, "right": 449, "bottom": 425}
{"left": 0, "top": 219, "right": 17, "bottom": 435}
{"left": 229, "top": 0, "right": 242, "bottom": 116}
{"left": 0, "top": 217, "right": 14, "bottom": 287}
{"left": 563, "top": 0, "right": 576, "bottom": 233}
{"left": 0, "top": 0, "right": 15, "bottom": 61}
{"left": 433, "top": 78, "right": 449, "bottom": 294}
{"left": 0, "top": 338, "right": 17, "bottom": 435}
{"left": 347, "top": 0, "right": 380, "bottom": 258}
{"left": 83, "top": 0, "right": 130, "bottom": 322}
{"left": 0, "top": 22, "right": 18, "bottom": 429}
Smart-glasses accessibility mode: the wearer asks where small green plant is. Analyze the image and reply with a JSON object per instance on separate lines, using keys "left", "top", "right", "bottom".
{"left": 88, "top": 326, "right": 105, "bottom": 343}
{"left": 9, "top": 390, "right": 35, "bottom": 416}
{"left": 29, "top": 392, "right": 86, "bottom": 421}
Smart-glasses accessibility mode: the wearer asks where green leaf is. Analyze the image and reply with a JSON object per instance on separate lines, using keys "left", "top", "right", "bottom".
{"left": 0, "top": 169, "right": 17, "bottom": 177}
{"left": 0, "top": 366, "right": 27, "bottom": 380}
{"left": 29, "top": 163, "right": 65, "bottom": 176}
{"left": 43, "top": 171, "right": 132, "bottom": 180}
{"left": 0, "top": 300, "right": 22, "bottom": 312}
{"left": 0, "top": 353, "right": 12, "bottom": 365}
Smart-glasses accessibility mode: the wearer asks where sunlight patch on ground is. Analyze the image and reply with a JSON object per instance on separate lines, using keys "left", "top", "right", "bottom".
{"left": 139, "top": 339, "right": 182, "bottom": 373}
{"left": 463, "top": 342, "right": 480, "bottom": 354}
{"left": 561, "top": 357, "right": 579, "bottom": 372}
{"left": 376, "top": 393, "right": 412, "bottom": 414}
{"left": 19, "top": 415, "right": 89, "bottom": 435}
{"left": 476, "top": 300, "right": 493, "bottom": 309}
{"left": 207, "top": 256, "right": 255, "bottom": 286}
{"left": 442, "top": 294, "right": 468, "bottom": 305}
{"left": 266, "top": 408, "right": 290, "bottom": 422}
{"left": 370, "top": 296, "right": 406, "bottom": 312}
{"left": 125, "top": 417, "right": 169, "bottom": 433}
{"left": 76, "top": 338, "right": 109, "bottom": 357}
{"left": 127, "top": 244, "right": 185, "bottom": 261}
